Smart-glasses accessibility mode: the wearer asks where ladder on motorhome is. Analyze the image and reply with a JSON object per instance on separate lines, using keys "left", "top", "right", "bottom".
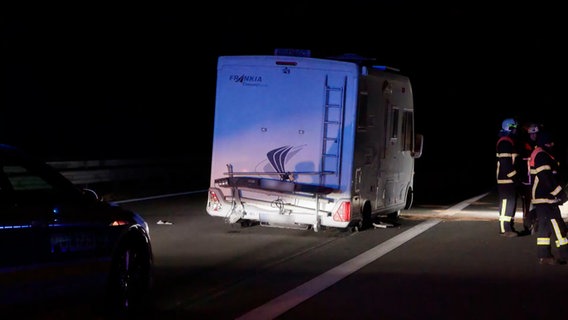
{"left": 320, "top": 76, "right": 347, "bottom": 185}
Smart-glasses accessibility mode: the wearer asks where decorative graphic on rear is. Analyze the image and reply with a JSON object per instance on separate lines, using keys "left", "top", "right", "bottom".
{"left": 259, "top": 145, "right": 305, "bottom": 181}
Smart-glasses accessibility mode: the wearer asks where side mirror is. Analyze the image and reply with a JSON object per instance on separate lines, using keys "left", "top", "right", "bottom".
{"left": 82, "top": 188, "right": 101, "bottom": 201}
{"left": 412, "top": 133, "right": 424, "bottom": 159}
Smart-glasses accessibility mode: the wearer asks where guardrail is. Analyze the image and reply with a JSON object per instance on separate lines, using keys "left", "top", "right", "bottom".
{"left": 47, "top": 157, "right": 207, "bottom": 195}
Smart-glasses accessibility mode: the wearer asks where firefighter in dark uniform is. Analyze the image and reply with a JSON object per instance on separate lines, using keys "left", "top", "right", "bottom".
{"left": 530, "top": 131, "right": 568, "bottom": 265}
{"left": 518, "top": 123, "right": 539, "bottom": 234}
{"left": 496, "top": 118, "right": 520, "bottom": 237}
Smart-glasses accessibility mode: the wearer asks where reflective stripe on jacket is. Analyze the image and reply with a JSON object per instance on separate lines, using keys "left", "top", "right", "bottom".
{"left": 496, "top": 135, "right": 518, "bottom": 185}
{"left": 530, "top": 146, "right": 562, "bottom": 204}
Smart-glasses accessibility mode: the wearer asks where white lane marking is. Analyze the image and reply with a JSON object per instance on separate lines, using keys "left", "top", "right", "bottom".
{"left": 236, "top": 194, "right": 485, "bottom": 320}
{"left": 440, "top": 192, "right": 489, "bottom": 216}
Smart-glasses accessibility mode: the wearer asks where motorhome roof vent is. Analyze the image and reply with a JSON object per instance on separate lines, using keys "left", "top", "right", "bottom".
{"left": 274, "top": 48, "right": 311, "bottom": 57}
{"left": 327, "top": 53, "right": 375, "bottom": 64}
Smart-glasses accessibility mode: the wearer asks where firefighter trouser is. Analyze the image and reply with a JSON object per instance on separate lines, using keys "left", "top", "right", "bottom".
{"left": 519, "top": 183, "right": 536, "bottom": 231}
{"left": 535, "top": 204, "right": 568, "bottom": 260}
{"left": 498, "top": 183, "right": 517, "bottom": 233}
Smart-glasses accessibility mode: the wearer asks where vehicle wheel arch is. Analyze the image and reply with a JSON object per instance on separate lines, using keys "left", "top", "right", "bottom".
{"left": 351, "top": 200, "right": 372, "bottom": 232}
{"left": 105, "top": 228, "right": 153, "bottom": 317}
{"left": 404, "top": 185, "right": 414, "bottom": 210}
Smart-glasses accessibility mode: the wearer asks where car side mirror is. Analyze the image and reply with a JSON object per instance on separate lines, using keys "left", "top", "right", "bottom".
{"left": 82, "top": 188, "right": 101, "bottom": 201}
{"left": 412, "top": 133, "right": 424, "bottom": 159}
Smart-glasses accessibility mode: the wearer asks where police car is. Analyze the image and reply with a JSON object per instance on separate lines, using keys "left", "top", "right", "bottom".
{"left": 0, "top": 144, "right": 153, "bottom": 317}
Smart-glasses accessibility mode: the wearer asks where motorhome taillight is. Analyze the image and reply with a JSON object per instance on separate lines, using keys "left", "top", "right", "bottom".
{"left": 332, "top": 201, "right": 351, "bottom": 222}
{"left": 208, "top": 190, "right": 222, "bottom": 212}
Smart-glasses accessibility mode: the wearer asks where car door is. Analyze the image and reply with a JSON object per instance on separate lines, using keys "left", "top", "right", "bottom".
{"left": 0, "top": 162, "right": 53, "bottom": 306}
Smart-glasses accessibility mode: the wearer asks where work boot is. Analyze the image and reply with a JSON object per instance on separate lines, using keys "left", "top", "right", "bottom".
{"left": 519, "top": 228, "right": 532, "bottom": 236}
{"left": 500, "top": 231, "right": 518, "bottom": 238}
{"left": 538, "top": 257, "right": 567, "bottom": 265}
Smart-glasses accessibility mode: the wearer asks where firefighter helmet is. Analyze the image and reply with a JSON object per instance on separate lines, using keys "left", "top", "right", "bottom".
{"left": 527, "top": 123, "right": 540, "bottom": 134}
{"left": 501, "top": 118, "right": 518, "bottom": 132}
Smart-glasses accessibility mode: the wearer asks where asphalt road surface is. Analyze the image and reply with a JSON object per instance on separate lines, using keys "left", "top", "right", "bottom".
{"left": 13, "top": 188, "right": 566, "bottom": 319}
{"left": 109, "top": 189, "right": 568, "bottom": 320}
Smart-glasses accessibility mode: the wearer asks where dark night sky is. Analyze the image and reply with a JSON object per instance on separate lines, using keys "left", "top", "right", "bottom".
{"left": 2, "top": 3, "right": 566, "bottom": 202}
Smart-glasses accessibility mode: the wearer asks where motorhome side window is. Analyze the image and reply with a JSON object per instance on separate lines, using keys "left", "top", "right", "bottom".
{"left": 357, "top": 91, "right": 368, "bottom": 129}
{"left": 391, "top": 106, "right": 399, "bottom": 140}
{"left": 402, "top": 110, "right": 414, "bottom": 151}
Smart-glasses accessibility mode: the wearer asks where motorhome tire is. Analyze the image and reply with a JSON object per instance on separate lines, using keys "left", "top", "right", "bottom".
{"left": 387, "top": 210, "right": 401, "bottom": 220}
{"left": 240, "top": 220, "right": 258, "bottom": 228}
{"left": 404, "top": 188, "right": 414, "bottom": 210}
{"left": 360, "top": 202, "right": 373, "bottom": 230}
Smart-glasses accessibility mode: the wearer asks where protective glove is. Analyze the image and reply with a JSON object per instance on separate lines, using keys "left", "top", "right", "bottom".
{"left": 557, "top": 188, "right": 568, "bottom": 205}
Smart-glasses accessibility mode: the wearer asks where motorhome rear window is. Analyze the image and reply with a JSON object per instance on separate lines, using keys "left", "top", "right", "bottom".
{"left": 275, "top": 61, "right": 298, "bottom": 66}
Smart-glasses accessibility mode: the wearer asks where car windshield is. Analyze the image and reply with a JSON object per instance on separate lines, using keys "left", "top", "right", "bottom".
{"left": 0, "top": 149, "right": 82, "bottom": 205}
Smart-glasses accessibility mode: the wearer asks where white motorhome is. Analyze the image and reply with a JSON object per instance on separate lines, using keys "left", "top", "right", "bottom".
{"left": 206, "top": 49, "right": 423, "bottom": 232}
